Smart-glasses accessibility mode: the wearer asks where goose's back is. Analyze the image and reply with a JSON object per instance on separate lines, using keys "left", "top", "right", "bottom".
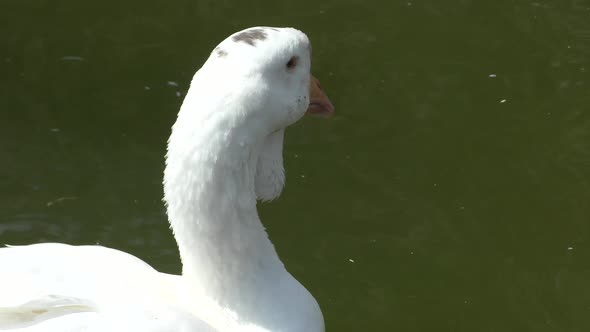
{"left": 0, "top": 243, "right": 215, "bottom": 332}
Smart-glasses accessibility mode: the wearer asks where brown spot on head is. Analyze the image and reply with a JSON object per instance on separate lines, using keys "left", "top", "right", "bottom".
{"left": 215, "top": 47, "right": 228, "bottom": 57}
{"left": 232, "top": 28, "right": 268, "bottom": 46}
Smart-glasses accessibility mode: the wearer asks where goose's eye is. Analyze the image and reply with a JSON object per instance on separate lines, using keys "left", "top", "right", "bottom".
{"left": 286, "top": 56, "right": 298, "bottom": 70}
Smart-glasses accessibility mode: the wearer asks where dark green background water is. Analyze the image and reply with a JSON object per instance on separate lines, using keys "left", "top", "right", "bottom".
{"left": 2, "top": 0, "right": 590, "bottom": 330}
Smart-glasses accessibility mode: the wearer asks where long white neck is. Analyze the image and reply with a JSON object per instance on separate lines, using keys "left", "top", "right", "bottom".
{"left": 164, "top": 108, "right": 281, "bottom": 302}
{"left": 162, "top": 84, "right": 323, "bottom": 331}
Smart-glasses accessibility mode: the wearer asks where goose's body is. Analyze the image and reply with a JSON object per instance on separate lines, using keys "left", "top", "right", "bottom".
{"left": 0, "top": 244, "right": 214, "bottom": 331}
{"left": 0, "top": 27, "right": 334, "bottom": 332}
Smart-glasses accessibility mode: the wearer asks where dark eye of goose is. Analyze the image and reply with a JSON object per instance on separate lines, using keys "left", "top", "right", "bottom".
{"left": 286, "top": 56, "right": 298, "bottom": 70}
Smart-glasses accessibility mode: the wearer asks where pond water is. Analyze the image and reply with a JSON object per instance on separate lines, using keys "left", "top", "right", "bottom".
{"left": 2, "top": 0, "right": 590, "bottom": 330}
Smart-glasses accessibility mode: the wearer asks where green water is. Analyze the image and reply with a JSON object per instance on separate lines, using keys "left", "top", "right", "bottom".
{"left": 2, "top": 0, "right": 590, "bottom": 330}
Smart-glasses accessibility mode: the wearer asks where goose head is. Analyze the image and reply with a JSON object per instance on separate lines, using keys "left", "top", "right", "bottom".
{"left": 173, "top": 27, "right": 333, "bottom": 201}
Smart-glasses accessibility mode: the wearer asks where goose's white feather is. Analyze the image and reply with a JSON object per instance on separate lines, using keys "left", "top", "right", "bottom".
{"left": 0, "top": 27, "right": 324, "bottom": 332}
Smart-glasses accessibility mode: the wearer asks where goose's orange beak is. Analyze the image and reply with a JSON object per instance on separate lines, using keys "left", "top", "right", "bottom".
{"left": 307, "top": 75, "right": 335, "bottom": 116}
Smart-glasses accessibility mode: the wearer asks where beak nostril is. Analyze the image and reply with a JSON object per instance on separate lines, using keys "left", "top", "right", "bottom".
{"left": 313, "top": 77, "right": 323, "bottom": 91}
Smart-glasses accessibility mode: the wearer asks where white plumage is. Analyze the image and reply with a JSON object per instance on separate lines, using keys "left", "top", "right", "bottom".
{"left": 0, "top": 26, "right": 334, "bottom": 332}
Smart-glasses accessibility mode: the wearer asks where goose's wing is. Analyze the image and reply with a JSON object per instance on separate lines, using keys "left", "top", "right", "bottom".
{"left": 0, "top": 243, "right": 216, "bottom": 332}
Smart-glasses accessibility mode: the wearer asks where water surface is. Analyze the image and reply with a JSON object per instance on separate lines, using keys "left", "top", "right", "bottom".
{"left": 2, "top": 0, "right": 590, "bottom": 330}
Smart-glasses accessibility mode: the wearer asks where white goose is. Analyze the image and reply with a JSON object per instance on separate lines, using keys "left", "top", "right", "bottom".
{"left": 0, "top": 27, "right": 334, "bottom": 332}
